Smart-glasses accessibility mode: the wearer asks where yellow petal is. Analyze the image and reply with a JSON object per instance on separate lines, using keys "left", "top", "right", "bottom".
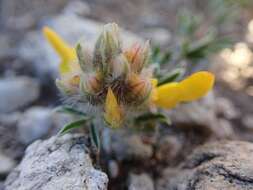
{"left": 58, "top": 60, "right": 71, "bottom": 74}
{"left": 104, "top": 88, "right": 123, "bottom": 128}
{"left": 178, "top": 71, "right": 215, "bottom": 102}
{"left": 151, "top": 78, "right": 158, "bottom": 87}
{"left": 153, "top": 71, "right": 215, "bottom": 109}
{"left": 43, "top": 27, "right": 76, "bottom": 74}
{"left": 154, "top": 82, "right": 181, "bottom": 109}
{"left": 150, "top": 78, "right": 158, "bottom": 101}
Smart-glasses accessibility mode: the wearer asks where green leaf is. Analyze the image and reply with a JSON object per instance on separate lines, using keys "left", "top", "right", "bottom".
{"left": 159, "top": 51, "right": 172, "bottom": 65}
{"left": 135, "top": 112, "right": 171, "bottom": 125}
{"left": 158, "top": 68, "right": 185, "bottom": 86}
{"left": 55, "top": 106, "right": 86, "bottom": 116}
{"left": 183, "top": 31, "right": 215, "bottom": 59}
{"left": 183, "top": 33, "right": 232, "bottom": 61}
{"left": 206, "top": 37, "right": 232, "bottom": 53}
{"left": 59, "top": 118, "right": 90, "bottom": 135}
{"left": 152, "top": 46, "right": 161, "bottom": 59}
{"left": 151, "top": 46, "right": 171, "bottom": 66}
{"left": 177, "top": 9, "right": 201, "bottom": 37}
{"left": 90, "top": 123, "right": 100, "bottom": 150}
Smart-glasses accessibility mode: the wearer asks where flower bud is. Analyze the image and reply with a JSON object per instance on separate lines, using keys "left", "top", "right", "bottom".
{"left": 76, "top": 43, "right": 92, "bottom": 72}
{"left": 111, "top": 54, "right": 130, "bottom": 78}
{"left": 83, "top": 72, "right": 103, "bottom": 94}
{"left": 56, "top": 74, "right": 80, "bottom": 95}
{"left": 125, "top": 73, "right": 152, "bottom": 105}
{"left": 93, "top": 23, "right": 121, "bottom": 74}
{"left": 124, "top": 41, "right": 150, "bottom": 73}
{"left": 69, "top": 75, "right": 80, "bottom": 87}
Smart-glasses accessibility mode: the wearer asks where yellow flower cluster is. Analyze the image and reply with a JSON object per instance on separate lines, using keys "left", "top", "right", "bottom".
{"left": 43, "top": 23, "right": 214, "bottom": 128}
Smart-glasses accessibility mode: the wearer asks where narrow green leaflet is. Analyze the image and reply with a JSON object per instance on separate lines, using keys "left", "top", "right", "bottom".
{"left": 59, "top": 118, "right": 90, "bottom": 135}
{"left": 205, "top": 37, "right": 232, "bottom": 53}
{"left": 152, "top": 46, "right": 161, "bottom": 62}
{"left": 159, "top": 51, "right": 171, "bottom": 65}
{"left": 90, "top": 123, "right": 100, "bottom": 150}
{"left": 55, "top": 106, "right": 86, "bottom": 116}
{"left": 183, "top": 32, "right": 215, "bottom": 60}
{"left": 135, "top": 112, "right": 171, "bottom": 125}
{"left": 151, "top": 46, "right": 171, "bottom": 65}
{"left": 177, "top": 9, "right": 200, "bottom": 37}
{"left": 158, "top": 68, "right": 185, "bottom": 86}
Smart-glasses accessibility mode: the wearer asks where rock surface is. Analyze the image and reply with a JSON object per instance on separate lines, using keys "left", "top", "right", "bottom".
{"left": 215, "top": 97, "right": 240, "bottom": 120}
{"left": 63, "top": 0, "right": 91, "bottom": 16}
{"left": 0, "top": 112, "right": 21, "bottom": 127}
{"left": 5, "top": 134, "right": 108, "bottom": 190}
{"left": 0, "top": 182, "right": 4, "bottom": 190}
{"left": 109, "top": 131, "right": 153, "bottom": 161}
{"left": 169, "top": 93, "right": 235, "bottom": 138}
{"left": 1, "top": 0, "right": 69, "bottom": 31}
{"left": 17, "top": 107, "right": 54, "bottom": 144}
{"left": 16, "top": 106, "right": 73, "bottom": 144}
{"left": 0, "top": 123, "right": 25, "bottom": 161}
{"left": 108, "top": 160, "right": 119, "bottom": 178}
{"left": 0, "top": 77, "right": 39, "bottom": 113}
{"left": 156, "top": 141, "right": 253, "bottom": 190}
{"left": 156, "top": 135, "right": 182, "bottom": 163}
{"left": 0, "top": 151, "right": 16, "bottom": 175}
{"left": 129, "top": 173, "right": 154, "bottom": 190}
{"left": 243, "top": 114, "right": 253, "bottom": 130}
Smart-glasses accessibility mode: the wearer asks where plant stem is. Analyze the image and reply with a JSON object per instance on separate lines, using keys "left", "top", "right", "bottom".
{"left": 89, "top": 123, "right": 101, "bottom": 167}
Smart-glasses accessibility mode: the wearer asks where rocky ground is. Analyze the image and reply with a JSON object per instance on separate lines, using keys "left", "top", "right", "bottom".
{"left": 5, "top": 134, "right": 108, "bottom": 190}
{"left": 1, "top": 0, "right": 253, "bottom": 189}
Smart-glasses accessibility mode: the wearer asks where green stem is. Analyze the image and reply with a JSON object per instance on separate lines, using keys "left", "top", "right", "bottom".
{"left": 89, "top": 123, "right": 101, "bottom": 166}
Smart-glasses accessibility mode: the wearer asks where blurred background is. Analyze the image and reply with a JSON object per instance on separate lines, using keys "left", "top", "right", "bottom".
{"left": 1, "top": 0, "right": 253, "bottom": 189}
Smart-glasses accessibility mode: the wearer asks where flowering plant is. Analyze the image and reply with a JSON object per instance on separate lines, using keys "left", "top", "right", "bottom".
{"left": 43, "top": 23, "right": 214, "bottom": 149}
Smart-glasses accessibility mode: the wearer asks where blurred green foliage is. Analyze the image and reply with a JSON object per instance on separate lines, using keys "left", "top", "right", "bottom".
{"left": 151, "top": 0, "right": 248, "bottom": 81}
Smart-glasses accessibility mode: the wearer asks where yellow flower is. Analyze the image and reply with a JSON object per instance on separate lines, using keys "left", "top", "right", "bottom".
{"left": 42, "top": 27, "right": 77, "bottom": 74}
{"left": 152, "top": 71, "right": 215, "bottom": 109}
{"left": 104, "top": 88, "right": 123, "bottom": 128}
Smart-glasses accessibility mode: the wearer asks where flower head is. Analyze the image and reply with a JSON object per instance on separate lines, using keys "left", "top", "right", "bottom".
{"left": 43, "top": 23, "right": 215, "bottom": 128}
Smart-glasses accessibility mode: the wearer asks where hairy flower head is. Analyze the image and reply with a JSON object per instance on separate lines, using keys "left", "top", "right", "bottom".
{"left": 43, "top": 23, "right": 215, "bottom": 128}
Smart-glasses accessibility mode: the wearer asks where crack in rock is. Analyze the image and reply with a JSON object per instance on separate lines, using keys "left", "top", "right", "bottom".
{"left": 156, "top": 141, "right": 253, "bottom": 190}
